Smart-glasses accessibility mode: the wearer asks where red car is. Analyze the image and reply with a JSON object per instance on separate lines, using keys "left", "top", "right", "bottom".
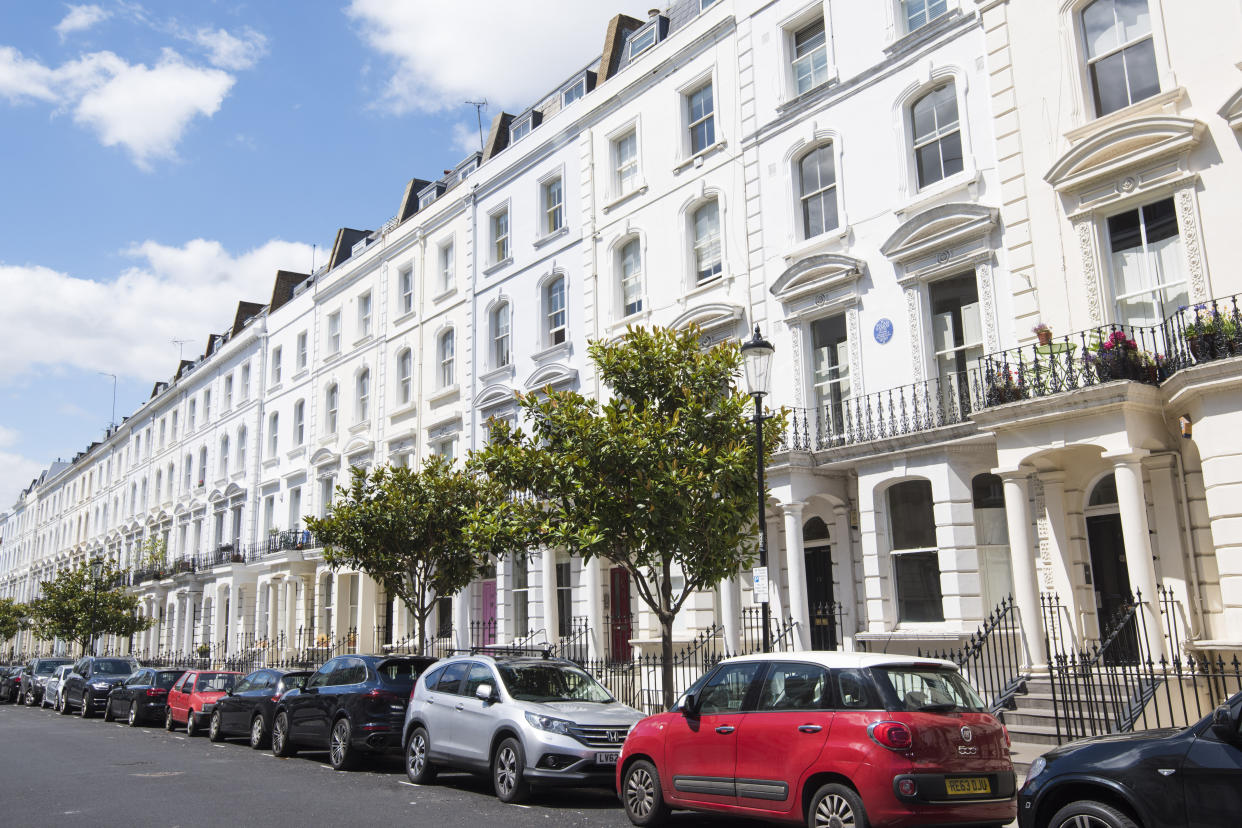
{"left": 165, "top": 670, "right": 241, "bottom": 737}
{"left": 617, "top": 652, "right": 1015, "bottom": 828}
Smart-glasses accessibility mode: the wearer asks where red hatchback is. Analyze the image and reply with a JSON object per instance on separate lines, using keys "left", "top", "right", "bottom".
{"left": 617, "top": 653, "right": 1015, "bottom": 828}
{"left": 165, "top": 670, "right": 241, "bottom": 737}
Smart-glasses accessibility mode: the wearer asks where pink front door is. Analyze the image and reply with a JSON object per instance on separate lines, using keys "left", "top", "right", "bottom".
{"left": 481, "top": 580, "right": 497, "bottom": 645}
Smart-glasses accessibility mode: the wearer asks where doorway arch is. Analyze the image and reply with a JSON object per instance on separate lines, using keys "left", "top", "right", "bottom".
{"left": 1084, "top": 473, "right": 1138, "bottom": 661}
{"left": 802, "top": 516, "right": 837, "bottom": 650}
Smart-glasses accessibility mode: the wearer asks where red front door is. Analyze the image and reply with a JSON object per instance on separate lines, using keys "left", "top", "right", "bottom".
{"left": 480, "top": 580, "right": 497, "bottom": 645}
{"left": 609, "top": 567, "right": 631, "bottom": 661}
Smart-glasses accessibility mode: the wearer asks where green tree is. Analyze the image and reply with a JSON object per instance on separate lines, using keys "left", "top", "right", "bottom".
{"left": 305, "top": 457, "right": 495, "bottom": 654}
{"left": 137, "top": 536, "right": 167, "bottom": 574}
{"left": 470, "top": 325, "right": 784, "bottom": 708}
{"left": 0, "top": 596, "right": 31, "bottom": 644}
{"left": 28, "top": 560, "right": 152, "bottom": 654}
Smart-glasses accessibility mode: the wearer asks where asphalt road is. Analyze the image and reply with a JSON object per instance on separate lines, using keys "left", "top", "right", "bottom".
{"left": 0, "top": 702, "right": 759, "bottom": 828}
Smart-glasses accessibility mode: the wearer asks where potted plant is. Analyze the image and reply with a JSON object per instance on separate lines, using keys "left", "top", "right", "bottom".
{"left": 196, "top": 643, "right": 210, "bottom": 658}
{"left": 1032, "top": 322, "right": 1053, "bottom": 346}
{"left": 985, "top": 365, "right": 1028, "bottom": 405}
{"left": 1182, "top": 304, "right": 1238, "bottom": 361}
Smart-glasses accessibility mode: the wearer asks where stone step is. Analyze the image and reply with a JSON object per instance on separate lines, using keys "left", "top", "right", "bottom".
{"left": 1007, "top": 740, "right": 1047, "bottom": 778}
{"left": 1000, "top": 722, "right": 1070, "bottom": 746}
{"left": 1003, "top": 708, "right": 1110, "bottom": 729}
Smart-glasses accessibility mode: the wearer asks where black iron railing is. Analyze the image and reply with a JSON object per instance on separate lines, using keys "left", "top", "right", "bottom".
{"left": 920, "top": 595, "right": 1027, "bottom": 717}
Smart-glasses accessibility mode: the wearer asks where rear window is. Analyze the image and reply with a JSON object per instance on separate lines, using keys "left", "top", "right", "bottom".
{"left": 376, "top": 659, "right": 432, "bottom": 685}
{"left": 94, "top": 659, "right": 136, "bottom": 675}
{"left": 156, "top": 671, "right": 183, "bottom": 689}
{"left": 194, "top": 673, "right": 238, "bottom": 693}
{"left": 874, "top": 666, "right": 984, "bottom": 713}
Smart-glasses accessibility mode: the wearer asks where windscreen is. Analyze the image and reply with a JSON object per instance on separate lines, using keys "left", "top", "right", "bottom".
{"left": 194, "top": 673, "right": 238, "bottom": 693}
{"left": 36, "top": 661, "right": 68, "bottom": 675}
{"left": 875, "top": 666, "right": 984, "bottom": 713}
{"left": 496, "top": 662, "right": 615, "bottom": 703}
{"left": 94, "top": 659, "right": 136, "bottom": 676}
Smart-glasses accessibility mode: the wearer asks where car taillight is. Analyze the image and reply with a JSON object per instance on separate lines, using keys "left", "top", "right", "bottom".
{"left": 145, "top": 688, "right": 168, "bottom": 697}
{"left": 869, "top": 721, "right": 913, "bottom": 751}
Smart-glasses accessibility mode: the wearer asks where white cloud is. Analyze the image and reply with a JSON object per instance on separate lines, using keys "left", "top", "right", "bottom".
{"left": 193, "top": 26, "right": 268, "bottom": 71}
{"left": 451, "top": 121, "right": 482, "bottom": 155}
{"left": 0, "top": 45, "right": 233, "bottom": 168}
{"left": 0, "top": 238, "right": 314, "bottom": 383}
{"left": 0, "top": 425, "right": 17, "bottom": 448}
{"left": 346, "top": 0, "right": 647, "bottom": 114}
{"left": 0, "top": 448, "right": 45, "bottom": 507}
{"left": 55, "top": 4, "right": 111, "bottom": 39}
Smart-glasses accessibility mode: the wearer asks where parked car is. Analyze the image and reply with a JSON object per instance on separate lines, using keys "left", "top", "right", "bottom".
{"left": 41, "top": 664, "right": 73, "bottom": 710}
{"left": 1017, "top": 690, "right": 1242, "bottom": 828}
{"left": 104, "top": 667, "right": 185, "bottom": 726}
{"left": 403, "top": 652, "right": 644, "bottom": 803}
{"left": 165, "top": 670, "right": 241, "bottom": 736}
{"left": 19, "top": 657, "right": 72, "bottom": 706}
{"left": 208, "top": 668, "right": 310, "bottom": 747}
{"left": 57, "top": 656, "right": 139, "bottom": 717}
{"left": 0, "top": 664, "right": 23, "bottom": 703}
{"left": 272, "top": 654, "right": 436, "bottom": 770}
{"left": 617, "top": 652, "right": 1016, "bottom": 828}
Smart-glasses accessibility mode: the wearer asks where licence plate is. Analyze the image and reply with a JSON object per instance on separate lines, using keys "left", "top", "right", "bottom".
{"left": 595, "top": 752, "right": 619, "bottom": 765}
{"left": 945, "top": 777, "right": 992, "bottom": 796}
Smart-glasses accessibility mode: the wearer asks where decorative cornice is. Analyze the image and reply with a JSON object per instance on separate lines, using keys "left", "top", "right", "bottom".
{"left": 769, "top": 254, "right": 865, "bottom": 304}
{"left": 1045, "top": 115, "right": 1206, "bottom": 193}
{"left": 880, "top": 203, "right": 998, "bottom": 264}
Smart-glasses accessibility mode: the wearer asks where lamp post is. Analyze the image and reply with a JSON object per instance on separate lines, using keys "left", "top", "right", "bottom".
{"left": 89, "top": 557, "right": 104, "bottom": 656}
{"left": 741, "top": 324, "right": 775, "bottom": 653}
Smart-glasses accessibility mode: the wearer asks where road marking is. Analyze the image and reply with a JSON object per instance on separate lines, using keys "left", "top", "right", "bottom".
{"left": 319, "top": 764, "right": 333, "bottom": 770}
{"left": 131, "top": 771, "right": 184, "bottom": 778}
{"left": 399, "top": 781, "right": 419, "bottom": 787}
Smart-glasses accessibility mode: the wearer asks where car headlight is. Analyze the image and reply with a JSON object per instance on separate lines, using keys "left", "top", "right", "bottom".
{"left": 1025, "top": 756, "right": 1047, "bottom": 784}
{"left": 525, "top": 712, "right": 573, "bottom": 736}
{"left": 90, "top": 680, "right": 113, "bottom": 691}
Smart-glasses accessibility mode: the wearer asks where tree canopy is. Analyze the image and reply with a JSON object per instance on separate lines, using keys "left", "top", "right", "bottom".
{"left": 470, "top": 325, "right": 783, "bottom": 707}
{"left": 0, "top": 596, "right": 30, "bottom": 644}
{"left": 28, "top": 560, "right": 151, "bottom": 654}
{"left": 306, "top": 457, "right": 497, "bottom": 654}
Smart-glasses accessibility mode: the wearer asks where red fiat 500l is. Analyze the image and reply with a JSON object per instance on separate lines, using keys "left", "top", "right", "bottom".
{"left": 617, "top": 653, "right": 1015, "bottom": 828}
{"left": 165, "top": 670, "right": 241, "bottom": 737}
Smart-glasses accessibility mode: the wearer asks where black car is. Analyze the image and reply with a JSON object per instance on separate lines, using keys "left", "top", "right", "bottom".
{"left": 104, "top": 667, "right": 185, "bottom": 725}
{"left": 0, "top": 665, "right": 22, "bottom": 703}
{"left": 18, "top": 657, "right": 73, "bottom": 706}
{"left": 207, "top": 668, "right": 311, "bottom": 747}
{"left": 1018, "top": 691, "right": 1242, "bottom": 828}
{"left": 58, "top": 656, "right": 139, "bottom": 717}
{"left": 271, "top": 654, "right": 436, "bottom": 770}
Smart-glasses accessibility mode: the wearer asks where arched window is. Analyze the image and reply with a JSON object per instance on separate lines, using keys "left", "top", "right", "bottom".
{"left": 545, "top": 276, "right": 566, "bottom": 345}
{"left": 396, "top": 349, "right": 412, "bottom": 405}
{"left": 1088, "top": 473, "right": 1118, "bottom": 507}
{"left": 491, "top": 302, "right": 511, "bottom": 368}
{"left": 692, "top": 199, "right": 722, "bottom": 283}
{"left": 438, "top": 330, "right": 455, "bottom": 388}
{"left": 911, "top": 82, "right": 962, "bottom": 188}
{"left": 325, "top": 384, "right": 339, "bottom": 433}
{"left": 798, "top": 144, "right": 838, "bottom": 239}
{"left": 1081, "top": 0, "right": 1158, "bottom": 116}
{"left": 619, "top": 238, "right": 643, "bottom": 317}
{"left": 356, "top": 368, "right": 370, "bottom": 422}
{"left": 887, "top": 480, "right": 943, "bottom": 622}
{"left": 268, "top": 412, "right": 279, "bottom": 457}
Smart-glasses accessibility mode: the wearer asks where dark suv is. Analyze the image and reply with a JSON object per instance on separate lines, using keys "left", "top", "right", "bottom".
{"left": 58, "top": 657, "right": 139, "bottom": 717}
{"left": 19, "top": 657, "right": 73, "bottom": 706}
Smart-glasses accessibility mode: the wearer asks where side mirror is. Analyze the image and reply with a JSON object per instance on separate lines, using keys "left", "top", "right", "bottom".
{"left": 475, "top": 684, "right": 495, "bottom": 703}
{"left": 1211, "top": 705, "right": 1239, "bottom": 743}
{"left": 682, "top": 692, "right": 699, "bottom": 717}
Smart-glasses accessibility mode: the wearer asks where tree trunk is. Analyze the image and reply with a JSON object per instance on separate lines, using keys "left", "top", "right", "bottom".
{"left": 659, "top": 613, "right": 675, "bottom": 711}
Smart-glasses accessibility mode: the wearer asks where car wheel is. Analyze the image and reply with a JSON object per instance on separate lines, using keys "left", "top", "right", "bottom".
{"left": 622, "top": 759, "right": 668, "bottom": 827}
{"left": 58, "top": 692, "right": 70, "bottom": 715}
{"left": 271, "top": 711, "right": 297, "bottom": 757}
{"left": 1049, "top": 800, "right": 1139, "bottom": 828}
{"left": 25, "top": 689, "right": 37, "bottom": 706}
{"left": 209, "top": 710, "right": 225, "bottom": 742}
{"left": 165, "top": 708, "right": 176, "bottom": 731}
{"left": 103, "top": 700, "right": 115, "bottom": 722}
{"left": 249, "top": 714, "right": 269, "bottom": 750}
{"left": 807, "top": 783, "right": 868, "bottom": 828}
{"left": 128, "top": 704, "right": 139, "bottom": 727}
{"left": 492, "top": 736, "right": 530, "bottom": 804}
{"left": 329, "top": 718, "right": 357, "bottom": 771}
{"left": 185, "top": 709, "right": 199, "bottom": 737}
{"left": 80, "top": 691, "right": 93, "bottom": 718}
{"left": 405, "top": 727, "right": 437, "bottom": 784}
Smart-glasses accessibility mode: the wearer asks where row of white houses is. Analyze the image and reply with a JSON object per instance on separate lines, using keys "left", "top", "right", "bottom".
{"left": 4, "top": 0, "right": 1242, "bottom": 676}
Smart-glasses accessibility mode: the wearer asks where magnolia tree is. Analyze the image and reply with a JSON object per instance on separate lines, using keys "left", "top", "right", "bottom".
{"left": 28, "top": 560, "right": 151, "bottom": 654}
{"left": 469, "top": 325, "right": 783, "bottom": 708}
{"left": 306, "top": 458, "right": 499, "bottom": 654}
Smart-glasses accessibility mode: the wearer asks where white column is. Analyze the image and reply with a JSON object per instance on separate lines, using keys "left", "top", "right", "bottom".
{"left": 330, "top": 573, "right": 343, "bottom": 640}
{"left": 182, "top": 592, "right": 197, "bottom": 652}
{"left": 213, "top": 586, "right": 229, "bottom": 649}
{"left": 541, "top": 548, "right": 559, "bottom": 641}
{"left": 357, "top": 573, "right": 378, "bottom": 652}
{"left": 285, "top": 579, "right": 298, "bottom": 651}
{"left": 267, "top": 578, "right": 281, "bottom": 644}
{"left": 720, "top": 574, "right": 740, "bottom": 653}
{"left": 453, "top": 586, "right": 471, "bottom": 651}
{"left": 1001, "top": 471, "right": 1047, "bottom": 669}
{"left": 833, "top": 505, "right": 858, "bottom": 651}
{"left": 781, "top": 502, "right": 811, "bottom": 650}
{"left": 1110, "top": 452, "right": 1167, "bottom": 660}
{"left": 584, "top": 557, "right": 603, "bottom": 659}
{"left": 1037, "top": 472, "right": 1076, "bottom": 613}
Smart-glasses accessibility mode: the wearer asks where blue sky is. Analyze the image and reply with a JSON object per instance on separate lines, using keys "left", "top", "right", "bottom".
{"left": 0, "top": 0, "right": 643, "bottom": 508}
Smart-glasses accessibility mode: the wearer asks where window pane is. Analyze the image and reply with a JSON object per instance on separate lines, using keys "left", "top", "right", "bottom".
{"left": 894, "top": 552, "right": 944, "bottom": 622}
{"left": 698, "top": 661, "right": 762, "bottom": 715}
{"left": 1116, "top": 0, "right": 1151, "bottom": 42}
{"left": 1124, "top": 38, "right": 1159, "bottom": 105}
{"left": 916, "top": 141, "right": 942, "bottom": 188}
{"left": 888, "top": 480, "right": 936, "bottom": 550}
{"left": 1081, "top": 0, "right": 1118, "bottom": 58}
{"left": 1090, "top": 50, "right": 1131, "bottom": 115}
{"left": 939, "top": 129, "right": 964, "bottom": 178}
{"left": 756, "top": 662, "right": 830, "bottom": 711}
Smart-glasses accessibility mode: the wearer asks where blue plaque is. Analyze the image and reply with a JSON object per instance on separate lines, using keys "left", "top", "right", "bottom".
{"left": 874, "top": 318, "right": 893, "bottom": 344}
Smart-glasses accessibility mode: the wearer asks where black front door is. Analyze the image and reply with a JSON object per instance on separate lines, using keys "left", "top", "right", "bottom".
{"left": 804, "top": 545, "right": 836, "bottom": 650}
{"left": 1086, "top": 514, "right": 1139, "bottom": 663}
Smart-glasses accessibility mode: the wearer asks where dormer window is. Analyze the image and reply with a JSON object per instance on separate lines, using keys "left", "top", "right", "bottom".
{"left": 628, "top": 25, "right": 656, "bottom": 58}
{"left": 511, "top": 112, "right": 541, "bottom": 144}
{"left": 562, "top": 78, "right": 586, "bottom": 106}
{"left": 419, "top": 191, "right": 437, "bottom": 209}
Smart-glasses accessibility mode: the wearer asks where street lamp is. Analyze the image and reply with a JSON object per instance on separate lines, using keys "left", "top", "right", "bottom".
{"left": 741, "top": 324, "right": 775, "bottom": 653}
{"left": 89, "top": 556, "right": 104, "bottom": 656}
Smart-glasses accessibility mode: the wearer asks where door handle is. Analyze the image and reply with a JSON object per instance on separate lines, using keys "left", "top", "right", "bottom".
{"left": 798, "top": 724, "right": 823, "bottom": 733}
{"left": 715, "top": 725, "right": 735, "bottom": 734}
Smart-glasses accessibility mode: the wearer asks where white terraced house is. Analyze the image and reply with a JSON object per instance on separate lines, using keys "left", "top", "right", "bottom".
{"left": 4, "top": 0, "right": 1242, "bottom": 741}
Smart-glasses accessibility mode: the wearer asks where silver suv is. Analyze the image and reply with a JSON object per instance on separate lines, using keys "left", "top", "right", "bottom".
{"left": 402, "top": 652, "right": 643, "bottom": 803}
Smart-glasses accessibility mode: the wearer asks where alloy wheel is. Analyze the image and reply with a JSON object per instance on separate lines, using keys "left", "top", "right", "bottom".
{"left": 80, "top": 692, "right": 91, "bottom": 718}
{"left": 407, "top": 734, "right": 426, "bottom": 778}
{"left": 625, "top": 764, "right": 656, "bottom": 818}
{"left": 495, "top": 745, "right": 518, "bottom": 798}
{"left": 209, "top": 711, "right": 222, "bottom": 741}
{"left": 128, "top": 704, "right": 138, "bottom": 726}
{"left": 250, "top": 715, "right": 265, "bottom": 748}
{"left": 329, "top": 720, "right": 353, "bottom": 770}
{"left": 812, "top": 793, "right": 857, "bottom": 828}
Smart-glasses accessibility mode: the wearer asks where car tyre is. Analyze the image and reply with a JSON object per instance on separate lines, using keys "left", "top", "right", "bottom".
{"left": 249, "top": 714, "right": 269, "bottom": 750}
{"left": 185, "top": 709, "right": 199, "bottom": 737}
{"left": 58, "top": 692, "right": 70, "bottom": 715}
{"left": 165, "top": 708, "right": 176, "bottom": 731}
{"left": 492, "top": 736, "right": 530, "bottom": 804}
{"left": 128, "top": 704, "right": 140, "bottom": 727}
{"left": 807, "top": 783, "right": 869, "bottom": 828}
{"left": 80, "top": 691, "right": 93, "bottom": 718}
{"left": 329, "top": 717, "right": 357, "bottom": 771}
{"left": 271, "top": 711, "right": 297, "bottom": 757}
{"left": 103, "top": 700, "right": 115, "bottom": 721}
{"left": 621, "top": 759, "right": 668, "bottom": 827}
{"left": 1049, "top": 800, "right": 1139, "bottom": 828}
{"left": 25, "top": 689, "right": 37, "bottom": 706}
{"left": 405, "top": 727, "right": 437, "bottom": 785}
{"left": 209, "top": 710, "right": 225, "bottom": 742}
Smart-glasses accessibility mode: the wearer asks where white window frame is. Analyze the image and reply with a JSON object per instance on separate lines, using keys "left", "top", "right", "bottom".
{"left": 544, "top": 275, "right": 567, "bottom": 346}
{"left": 270, "top": 346, "right": 282, "bottom": 387}
{"left": 902, "top": 0, "right": 949, "bottom": 35}
{"left": 1078, "top": 0, "right": 1161, "bottom": 119}
{"left": 490, "top": 206, "right": 510, "bottom": 266}
{"left": 358, "top": 291, "right": 372, "bottom": 338}
{"left": 611, "top": 125, "right": 641, "bottom": 199}
{"left": 685, "top": 80, "right": 716, "bottom": 157}
{"left": 224, "top": 375, "right": 233, "bottom": 409}
{"left": 910, "top": 80, "right": 964, "bottom": 190}
{"left": 268, "top": 412, "right": 279, "bottom": 458}
{"left": 398, "top": 266, "right": 414, "bottom": 316}
{"left": 491, "top": 301, "right": 511, "bottom": 368}
{"left": 789, "top": 14, "right": 830, "bottom": 96}
{"left": 691, "top": 198, "right": 723, "bottom": 285}
{"left": 797, "top": 142, "right": 840, "bottom": 240}
{"left": 356, "top": 368, "right": 370, "bottom": 423}
{"left": 397, "top": 348, "right": 413, "bottom": 406}
{"left": 438, "top": 329, "right": 456, "bottom": 388}
{"left": 327, "top": 311, "right": 341, "bottom": 354}
{"left": 562, "top": 77, "right": 586, "bottom": 107}
{"left": 541, "top": 175, "right": 564, "bottom": 236}
{"left": 618, "top": 236, "right": 644, "bottom": 318}
{"left": 293, "top": 399, "right": 305, "bottom": 446}
{"left": 438, "top": 239, "right": 455, "bottom": 293}
{"left": 241, "top": 363, "right": 251, "bottom": 401}
{"left": 510, "top": 115, "right": 533, "bottom": 143}
{"left": 1102, "top": 196, "right": 1186, "bottom": 327}
{"left": 628, "top": 24, "right": 656, "bottom": 59}
{"left": 296, "top": 331, "right": 308, "bottom": 371}
{"left": 325, "top": 384, "right": 339, "bottom": 434}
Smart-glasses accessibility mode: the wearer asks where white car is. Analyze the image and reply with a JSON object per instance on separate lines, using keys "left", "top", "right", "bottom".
{"left": 41, "top": 664, "right": 73, "bottom": 710}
